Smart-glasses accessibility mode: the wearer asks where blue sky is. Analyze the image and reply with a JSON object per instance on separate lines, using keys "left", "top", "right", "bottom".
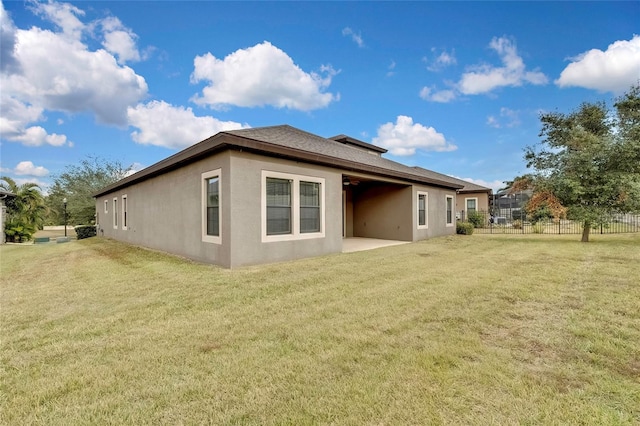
{"left": 1, "top": 1, "right": 639, "bottom": 192}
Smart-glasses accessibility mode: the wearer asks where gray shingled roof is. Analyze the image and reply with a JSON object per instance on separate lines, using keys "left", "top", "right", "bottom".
{"left": 95, "top": 125, "right": 463, "bottom": 196}
{"left": 224, "top": 125, "right": 462, "bottom": 189}
{"left": 412, "top": 166, "right": 492, "bottom": 193}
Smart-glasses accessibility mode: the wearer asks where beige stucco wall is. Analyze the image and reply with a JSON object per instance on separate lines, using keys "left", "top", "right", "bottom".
{"left": 352, "top": 183, "right": 414, "bottom": 241}
{"left": 456, "top": 192, "right": 489, "bottom": 214}
{"left": 226, "top": 151, "right": 343, "bottom": 268}
{"left": 96, "top": 150, "right": 344, "bottom": 268}
{"left": 95, "top": 149, "right": 458, "bottom": 267}
{"left": 413, "top": 185, "right": 458, "bottom": 240}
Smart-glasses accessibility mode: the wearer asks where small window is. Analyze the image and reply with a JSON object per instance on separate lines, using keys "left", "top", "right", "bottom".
{"left": 266, "top": 178, "right": 292, "bottom": 235}
{"left": 206, "top": 177, "right": 219, "bottom": 237}
{"left": 466, "top": 198, "right": 477, "bottom": 213}
{"left": 122, "top": 195, "right": 128, "bottom": 230}
{"left": 104, "top": 200, "right": 108, "bottom": 214}
{"left": 202, "top": 169, "right": 222, "bottom": 244}
{"left": 113, "top": 198, "right": 118, "bottom": 229}
{"left": 446, "top": 195, "right": 454, "bottom": 226}
{"left": 417, "top": 192, "right": 428, "bottom": 228}
{"left": 300, "top": 181, "right": 320, "bottom": 233}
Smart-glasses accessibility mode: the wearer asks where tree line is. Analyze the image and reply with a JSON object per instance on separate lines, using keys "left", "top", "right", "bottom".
{"left": 1, "top": 157, "right": 130, "bottom": 242}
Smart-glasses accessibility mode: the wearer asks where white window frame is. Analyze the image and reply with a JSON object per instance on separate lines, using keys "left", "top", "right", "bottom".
{"left": 417, "top": 191, "right": 428, "bottom": 229}
{"left": 446, "top": 195, "right": 454, "bottom": 227}
{"left": 121, "top": 194, "right": 128, "bottom": 230}
{"left": 201, "top": 169, "right": 222, "bottom": 244}
{"left": 104, "top": 200, "right": 108, "bottom": 214}
{"left": 113, "top": 197, "right": 118, "bottom": 229}
{"left": 261, "top": 170, "right": 325, "bottom": 243}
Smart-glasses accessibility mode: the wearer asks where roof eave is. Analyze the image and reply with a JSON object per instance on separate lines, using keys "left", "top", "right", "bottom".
{"left": 93, "top": 132, "right": 463, "bottom": 197}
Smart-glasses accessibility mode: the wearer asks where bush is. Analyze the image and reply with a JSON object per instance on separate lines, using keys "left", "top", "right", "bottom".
{"left": 512, "top": 220, "right": 523, "bottom": 229}
{"left": 75, "top": 225, "right": 97, "bottom": 240}
{"left": 532, "top": 223, "right": 545, "bottom": 234}
{"left": 456, "top": 221, "right": 474, "bottom": 235}
{"left": 467, "top": 211, "right": 485, "bottom": 228}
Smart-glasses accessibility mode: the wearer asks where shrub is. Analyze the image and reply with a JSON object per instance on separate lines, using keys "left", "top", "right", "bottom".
{"left": 75, "top": 225, "right": 97, "bottom": 240}
{"left": 456, "top": 221, "right": 474, "bottom": 235}
{"left": 512, "top": 220, "right": 523, "bottom": 229}
{"left": 467, "top": 211, "right": 485, "bottom": 228}
{"left": 532, "top": 223, "right": 545, "bottom": 234}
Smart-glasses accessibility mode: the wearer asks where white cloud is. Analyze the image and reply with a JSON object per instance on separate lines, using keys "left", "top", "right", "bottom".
{"left": 372, "top": 115, "right": 457, "bottom": 156}
{"left": 425, "top": 48, "right": 457, "bottom": 72}
{"left": 190, "top": 41, "right": 339, "bottom": 111}
{"left": 0, "top": 96, "right": 71, "bottom": 146}
{"left": 10, "top": 126, "right": 68, "bottom": 147}
{"left": 13, "top": 161, "right": 49, "bottom": 177}
{"left": 32, "top": 0, "right": 85, "bottom": 40}
{"left": 0, "top": 1, "right": 20, "bottom": 73}
{"left": 486, "top": 107, "right": 521, "bottom": 128}
{"left": 421, "top": 36, "right": 547, "bottom": 103}
{"left": 127, "top": 100, "right": 249, "bottom": 149}
{"left": 100, "top": 17, "right": 142, "bottom": 64}
{"left": 556, "top": 35, "right": 640, "bottom": 94}
{"left": 419, "top": 86, "right": 457, "bottom": 103}
{"left": 387, "top": 60, "right": 396, "bottom": 77}
{"left": 458, "top": 36, "right": 548, "bottom": 95}
{"left": 342, "top": 27, "right": 364, "bottom": 48}
{"left": 0, "top": 0, "right": 148, "bottom": 148}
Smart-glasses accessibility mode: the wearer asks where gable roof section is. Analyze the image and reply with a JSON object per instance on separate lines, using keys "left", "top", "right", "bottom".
{"left": 412, "top": 166, "right": 492, "bottom": 194}
{"left": 94, "top": 125, "right": 462, "bottom": 197}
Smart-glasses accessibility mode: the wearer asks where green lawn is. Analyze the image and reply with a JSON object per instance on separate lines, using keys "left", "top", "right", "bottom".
{"left": 1, "top": 234, "right": 639, "bottom": 425}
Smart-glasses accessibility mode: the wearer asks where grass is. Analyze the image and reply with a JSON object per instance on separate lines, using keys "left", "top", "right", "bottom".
{"left": 1, "top": 234, "right": 639, "bottom": 425}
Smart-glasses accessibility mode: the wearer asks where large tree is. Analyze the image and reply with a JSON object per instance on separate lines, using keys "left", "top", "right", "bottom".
{"left": 523, "top": 85, "right": 640, "bottom": 242}
{"left": 46, "top": 157, "right": 132, "bottom": 225}
{"left": 1, "top": 177, "right": 47, "bottom": 242}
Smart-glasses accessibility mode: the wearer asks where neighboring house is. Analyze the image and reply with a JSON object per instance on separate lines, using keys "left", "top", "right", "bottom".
{"left": 94, "top": 125, "right": 463, "bottom": 268}
{"left": 412, "top": 167, "right": 492, "bottom": 220}
{"left": 1, "top": 190, "right": 16, "bottom": 244}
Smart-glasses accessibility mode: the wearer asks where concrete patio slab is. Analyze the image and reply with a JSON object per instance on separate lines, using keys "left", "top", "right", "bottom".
{"left": 342, "top": 237, "right": 410, "bottom": 253}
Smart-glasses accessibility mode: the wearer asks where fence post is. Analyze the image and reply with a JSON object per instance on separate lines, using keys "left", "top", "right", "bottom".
{"left": 558, "top": 220, "right": 561, "bottom": 235}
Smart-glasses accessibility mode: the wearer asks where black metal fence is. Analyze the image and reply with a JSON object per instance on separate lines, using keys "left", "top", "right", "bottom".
{"left": 458, "top": 210, "right": 640, "bottom": 235}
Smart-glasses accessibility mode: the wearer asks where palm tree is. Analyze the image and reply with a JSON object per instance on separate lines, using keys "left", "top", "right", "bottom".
{"left": 0, "top": 177, "right": 47, "bottom": 242}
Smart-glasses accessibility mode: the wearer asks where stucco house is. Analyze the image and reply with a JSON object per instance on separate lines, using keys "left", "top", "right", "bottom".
{"left": 412, "top": 167, "right": 492, "bottom": 220}
{"left": 94, "top": 125, "right": 464, "bottom": 268}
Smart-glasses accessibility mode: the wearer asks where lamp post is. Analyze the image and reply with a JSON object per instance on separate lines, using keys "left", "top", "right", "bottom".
{"left": 63, "top": 198, "right": 67, "bottom": 237}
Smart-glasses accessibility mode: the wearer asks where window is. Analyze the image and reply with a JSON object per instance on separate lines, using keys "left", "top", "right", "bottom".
{"left": 417, "top": 191, "right": 428, "bottom": 228}
{"left": 122, "top": 195, "right": 128, "bottom": 230}
{"left": 113, "top": 198, "right": 118, "bottom": 229}
{"left": 202, "top": 169, "right": 222, "bottom": 244}
{"left": 266, "top": 178, "right": 292, "bottom": 235}
{"left": 300, "top": 181, "right": 320, "bottom": 233}
{"left": 262, "top": 171, "right": 325, "bottom": 242}
{"left": 466, "top": 198, "right": 477, "bottom": 213}
{"left": 104, "top": 200, "right": 108, "bottom": 214}
{"left": 446, "top": 195, "right": 454, "bottom": 226}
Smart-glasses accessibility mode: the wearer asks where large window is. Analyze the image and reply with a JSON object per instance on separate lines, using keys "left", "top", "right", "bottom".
{"left": 300, "top": 181, "right": 320, "bottom": 233}
{"left": 262, "top": 171, "right": 325, "bottom": 242}
{"left": 417, "top": 191, "right": 428, "bottom": 229}
{"left": 446, "top": 195, "right": 454, "bottom": 226}
{"left": 266, "top": 178, "right": 292, "bottom": 235}
{"left": 202, "top": 169, "right": 222, "bottom": 244}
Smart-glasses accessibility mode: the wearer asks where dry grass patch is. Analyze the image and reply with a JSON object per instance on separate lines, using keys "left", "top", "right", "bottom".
{"left": 1, "top": 234, "right": 639, "bottom": 424}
